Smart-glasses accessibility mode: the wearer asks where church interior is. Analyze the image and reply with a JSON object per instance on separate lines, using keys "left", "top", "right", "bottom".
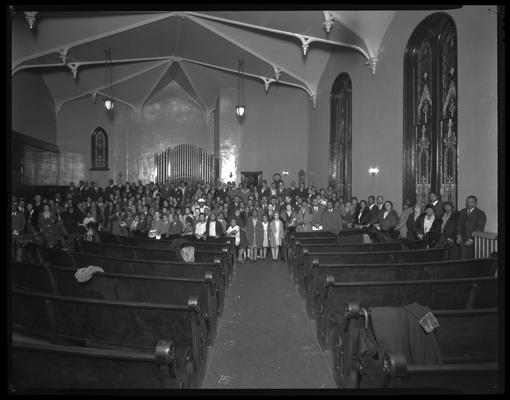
{"left": 9, "top": 5, "right": 503, "bottom": 393}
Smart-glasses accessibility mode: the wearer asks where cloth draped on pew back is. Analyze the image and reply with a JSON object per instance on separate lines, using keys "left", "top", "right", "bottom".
{"left": 369, "top": 303, "right": 443, "bottom": 366}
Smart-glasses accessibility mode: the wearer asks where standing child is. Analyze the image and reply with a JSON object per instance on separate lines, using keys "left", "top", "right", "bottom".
{"left": 226, "top": 218, "right": 241, "bottom": 262}
{"left": 261, "top": 214, "right": 270, "bottom": 260}
{"left": 269, "top": 212, "right": 285, "bottom": 261}
{"left": 234, "top": 208, "right": 248, "bottom": 262}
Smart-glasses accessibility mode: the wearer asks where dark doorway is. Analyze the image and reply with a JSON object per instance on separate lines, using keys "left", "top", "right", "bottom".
{"left": 241, "top": 171, "right": 263, "bottom": 189}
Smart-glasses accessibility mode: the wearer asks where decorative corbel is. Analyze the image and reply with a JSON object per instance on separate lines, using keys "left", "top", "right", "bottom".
{"left": 365, "top": 58, "right": 378, "bottom": 75}
{"left": 172, "top": 11, "right": 187, "bottom": 19}
{"left": 67, "top": 63, "right": 79, "bottom": 79}
{"left": 54, "top": 103, "right": 62, "bottom": 120}
{"left": 296, "top": 35, "right": 314, "bottom": 56}
{"left": 261, "top": 77, "right": 275, "bottom": 94}
{"left": 273, "top": 65, "right": 281, "bottom": 81}
{"left": 24, "top": 11, "right": 38, "bottom": 30}
{"left": 57, "top": 48, "right": 69, "bottom": 64}
{"left": 205, "top": 109, "right": 215, "bottom": 126}
{"left": 136, "top": 111, "right": 143, "bottom": 119}
{"left": 169, "top": 55, "right": 182, "bottom": 63}
{"left": 310, "top": 94, "right": 317, "bottom": 108}
{"left": 323, "top": 13, "right": 335, "bottom": 33}
{"left": 91, "top": 92, "right": 98, "bottom": 104}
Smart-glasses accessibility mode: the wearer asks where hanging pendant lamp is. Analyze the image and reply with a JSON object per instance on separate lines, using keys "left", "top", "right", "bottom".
{"left": 103, "top": 48, "right": 115, "bottom": 111}
{"left": 235, "top": 59, "right": 246, "bottom": 118}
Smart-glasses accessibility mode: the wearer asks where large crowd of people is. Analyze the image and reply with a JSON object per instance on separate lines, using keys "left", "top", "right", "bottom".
{"left": 11, "top": 174, "right": 487, "bottom": 262}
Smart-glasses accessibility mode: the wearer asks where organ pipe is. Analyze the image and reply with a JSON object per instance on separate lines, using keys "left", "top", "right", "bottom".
{"left": 155, "top": 144, "right": 214, "bottom": 185}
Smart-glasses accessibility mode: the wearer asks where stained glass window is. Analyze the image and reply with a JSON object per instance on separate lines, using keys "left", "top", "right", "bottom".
{"left": 329, "top": 73, "right": 352, "bottom": 200}
{"left": 403, "top": 13, "right": 458, "bottom": 208}
{"left": 91, "top": 127, "right": 109, "bottom": 170}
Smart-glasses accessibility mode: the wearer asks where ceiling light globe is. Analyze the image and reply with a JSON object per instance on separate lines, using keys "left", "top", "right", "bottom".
{"left": 235, "top": 105, "right": 245, "bottom": 117}
{"left": 104, "top": 99, "right": 114, "bottom": 111}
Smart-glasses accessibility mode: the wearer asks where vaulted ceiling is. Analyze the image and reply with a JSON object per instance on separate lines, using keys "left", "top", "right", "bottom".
{"left": 11, "top": 10, "right": 396, "bottom": 118}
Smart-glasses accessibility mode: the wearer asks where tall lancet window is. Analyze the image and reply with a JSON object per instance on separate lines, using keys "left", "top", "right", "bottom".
{"left": 91, "top": 127, "right": 109, "bottom": 170}
{"left": 403, "top": 13, "right": 458, "bottom": 207}
{"left": 329, "top": 73, "right": 352, "bottom": 200}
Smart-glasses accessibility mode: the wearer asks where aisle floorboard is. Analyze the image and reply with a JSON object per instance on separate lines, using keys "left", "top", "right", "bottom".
{"left": 202, "top": 258, "right": 336, "bottom": 389}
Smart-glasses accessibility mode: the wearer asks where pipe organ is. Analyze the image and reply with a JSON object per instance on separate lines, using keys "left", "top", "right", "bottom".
{"left": 155, "top": 144, "right": 214, "bottom": 184}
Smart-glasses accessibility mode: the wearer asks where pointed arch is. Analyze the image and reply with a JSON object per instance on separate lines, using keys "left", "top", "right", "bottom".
{"left": 403, "top": 12, "right": 458, "bottom": 207}
{"left": 329, "top": 72, "right": 352, "bottom": 200}
{"left": 91, "top": 127, "right": 109, "bottom": 170}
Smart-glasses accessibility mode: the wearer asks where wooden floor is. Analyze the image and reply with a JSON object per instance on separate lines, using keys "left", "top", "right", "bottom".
{"left": 202, "top": 257, "right": 336, "bottom": 389}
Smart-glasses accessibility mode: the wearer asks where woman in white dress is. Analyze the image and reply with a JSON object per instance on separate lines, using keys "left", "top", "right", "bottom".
{"left": 261, "top": 214, "right": 270, "bottom": 260}
{"left": 269, "top": 212, "right": 285, "bottom": 261}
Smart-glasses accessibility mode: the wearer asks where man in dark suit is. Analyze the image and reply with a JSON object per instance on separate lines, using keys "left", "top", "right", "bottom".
{"left": 65, "top": 181, "right": 78, "bottom": 201}
{"left": 427, "top": 192, "right": 444, "bottom": 219}
{"left": 456, "top": 195, "right": 487, "bottom": 259}
{"left": 17, "top": 199, "right": 29, "bottom": 222}
{"left": 90, "top": 181, "right": 103, "bottom": 201}
{"left": 296, "top": 183, "right": 307, "bottom": 199}
{"left": 175, "top": 181, "right": 187, "bottom": 205}
{"left": 310, "top": 196, "right": 325, "bottom": 231}
{"left": 323, "top": 200, "right": 343, "bottom": 235}
{"left": 376, "top": 195, "right": 384, "bottom": 212}
{"left": 12, "top": 204, "right": 26, "bottom": 260}
{"left": 205, "top": 212, "right": 224, "bottom": 239}
{"left": 32, "top": 194, "right": 43, "bottom": 231}
{"left": 434, "top": 201, "right": 459, "bottom": 259}
{"left": 367, "top": 195, "right": 379, "bottom": 224}
{"left": 259, "top": 180, "right": 271, "bottom": 199}
{"left": 104, "top": 179, "right": 116, "bottom": 199}
{"left": 288, "top": 181, "right": 298, "bottom": 200}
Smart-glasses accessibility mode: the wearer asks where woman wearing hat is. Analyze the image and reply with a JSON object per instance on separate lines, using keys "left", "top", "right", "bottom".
{"left": 415, "top": 204, "right": 442, "bottom": 248}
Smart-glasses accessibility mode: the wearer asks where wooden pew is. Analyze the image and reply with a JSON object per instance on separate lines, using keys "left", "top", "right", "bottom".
{"left": 317, "top": 275, "right": 498, "bottom": 351}
{"left": 97, "top": 232, "right": 235, "bottom": 282}
{"left": 306, "top": 258, "right": 497, "bottom": 320}
{"left": 32, "top": 245, "right": 226, "bottom": 313}
{"left": 284, "top": 231, "right": 337, "bottom": 262}
{"left": 295, "top": 241, "right": 403, "bottom": 290}
{"left": 289, "top": 232, "right": 365, "bottom": 278}
{"left": 11, "top": 338, "right": 188, "bottom": 389}
{"left": 12, "top": 288, "right": 208, "bottom": 388}
{"left": 11, "top": 261, "right": 219, "bottom": 345}
{"left": 291, "top": 230, "right": 364, "bottom": 256}
{"left": 285, "top": 231, "right": 336, "bottom": 254}
{"left": 99, "top": 231, "right": 234, "bottom": 254}
{"left": 332, "top": 305, "right": 498, "bottom": 392}
{"left": 77, "top": 240, "right": 233, "bottom": 286}
{"left": 297, "top": 247, "right": 449, "bottom": 295}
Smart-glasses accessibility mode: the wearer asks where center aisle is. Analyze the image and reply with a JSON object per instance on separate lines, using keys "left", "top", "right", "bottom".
{"left": 202, "top": 258, "right": 337, "bottom": 389}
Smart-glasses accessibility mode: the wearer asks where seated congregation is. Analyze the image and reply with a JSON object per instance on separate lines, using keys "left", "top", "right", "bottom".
{"left": 10, "top": 175, "right": 498, "bottom": 392}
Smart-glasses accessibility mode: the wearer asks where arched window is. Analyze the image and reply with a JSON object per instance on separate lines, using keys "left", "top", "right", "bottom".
{"left": 91, "top": 127, "right": 109, "bottom": 170}
{"left": 329, "top": 73, "right": 352, "bottom": 200}
{"left": 403, "top": 13, "right": 458, "bottom": 207}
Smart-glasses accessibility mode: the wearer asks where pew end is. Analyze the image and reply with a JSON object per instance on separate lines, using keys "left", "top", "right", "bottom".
{"left": 381, "top": 351, "right": 499, "bottom": 393}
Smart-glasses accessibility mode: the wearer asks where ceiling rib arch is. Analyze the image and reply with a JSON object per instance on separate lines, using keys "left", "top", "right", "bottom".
{"left": 185, "top": 14, "right": 315, "bottom": 97}
{"left": 13, "top": 12, "right": 177, "bottom": 69}
{"left": 13, "top": 10, "right": 399, "bottom": 115}
{"left": 187, "top": 11, "right": 371, "bottom": 61}
{"left": 54, "top": 59, "right": 171, "bottom": 117}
